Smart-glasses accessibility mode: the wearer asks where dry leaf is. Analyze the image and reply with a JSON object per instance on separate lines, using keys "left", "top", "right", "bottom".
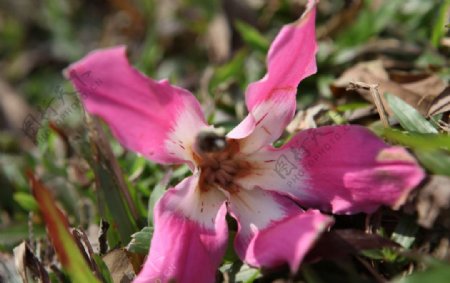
{"left": 305, "top": 229, "right": 399, "bottom": 262}
{"left": 331, "top": 60, "right": 447, "bottom": 116}
{"left": 206, "top": 13, "right": 231, "bottom": 63}
{"left": 427, "top": 86, "right": 450, "bottom": 117}
{"left": 0, "top": 80, "right": 34, "bottom": 144}
{"left": 286, "top": 104, "right": 329, "bottom": 133}
{"left": 0, "top": 252, "right": 20, "bottom": 283}
{"left": 102, "top": 249, "right": 135, "bottom": 283}
{"left": 416, "top": 175, "right": 450, "bottom": 229}
{"left": 13, "top": 241, "right": 50, "bottom": 283}
{"left": 345, "top": 106, "right": 377, "bottom": 122}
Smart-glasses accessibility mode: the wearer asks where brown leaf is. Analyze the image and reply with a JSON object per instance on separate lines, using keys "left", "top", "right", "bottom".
{"left": 331, "top": 60, "right": 447, "bottom": 116}
{"left": 389, "top": 70, "right": 433, "bottom": 84}
{"left": 305, "top": 229, "right": 399, "bottom": 262}
{"left": 427, "top": 86, "right": 450, "bottom": 117}
{"left": 102, "top": 249, "right": 135, "bottom": 283}
{"left": 0, "top": 252, "right": 20, "bottom": 283}
{"left": 13, "top": 241, "right": 50, "bottom": 283}
{"left": 401, "top": 74, "right": 447, "bottom": 102}
{"left": 206, "top": 13, "right": 231, "bottom": 63}
{"left": 286, "top": 104, "right": 330, "bottom": 133}
{"left": 416, "top": 175, "right": 450, "bottom": 229}
{"left": 0, "top": 79, "right": 35, "bottom": 149}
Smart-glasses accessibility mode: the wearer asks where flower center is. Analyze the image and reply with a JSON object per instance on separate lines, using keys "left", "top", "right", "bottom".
{"left": 195, "top": 138, "right": 250, "bottom": 193}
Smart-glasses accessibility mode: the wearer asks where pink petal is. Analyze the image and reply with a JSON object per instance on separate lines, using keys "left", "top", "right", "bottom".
{"left": 228, "top": 0, "right": 318, "bottom": 153}
{"left": 236, "top": 125, "right": 425, "bottom": 214}
{"left": 134, "top": 176, "right": 228, "bottom": 283}
{"left": 228, "top": 88, "right": 298, "bottom": 154}
{"left": 228, "top": 188, "right": 332, "bottom": 272}
{"left": 65, "top": 46, "right": 208, "bottom": 165}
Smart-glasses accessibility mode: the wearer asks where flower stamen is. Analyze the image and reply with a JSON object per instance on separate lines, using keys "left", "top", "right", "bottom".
{"left": 195, "top": 137, "right": 250, "bottom": 193}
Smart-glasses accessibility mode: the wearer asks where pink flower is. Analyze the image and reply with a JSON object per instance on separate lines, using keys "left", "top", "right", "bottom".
{"left": 66, "top": 1, "right": 424, "bottom": 282}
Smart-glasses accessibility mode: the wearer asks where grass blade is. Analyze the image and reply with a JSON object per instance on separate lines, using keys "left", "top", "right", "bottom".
{"left": 385, "top": 93, "right": 438, "bottom": 134}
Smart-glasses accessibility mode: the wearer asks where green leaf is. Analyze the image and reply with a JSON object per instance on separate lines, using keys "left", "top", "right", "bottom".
{"left": 327, "top": 110, "right": 346, "bottom": 125}
{"left": 223, "top": 230, "right": 239, "bottom": 262}
{"left": 382, "top": 128, "right": 450, "bottom": 175}
{"left": 88, "top": 155, "right": 137, "bottom": 244}
{"left": 394, "top": 262, "right": 450, "bottom": 283}
{"left": 301, "top": 264, "right": 326, "bottom": 283}
{"left": 335, "top": 0, "right": 403, "bottom": 47}
{"left": 385, "top": 93, "right": 438, "bottom": 134}
{"left": 210, "top": 49, "right": 247, "bottom": 91}
{"left": 13, "top": 192, "right": 39, "bottom": 212}
{"left": 28, "top": 173, "right": 100, "bottom": 283}
{"left": 126, "top": 227, "right": 152, "bottom": 254}
{"left": 391, "top": 215, "right": 418, "bottom": 249}
{"left": 361, "top": 247, "right": 402, "bottom": 262}
{"left": 220, "top": 262, "right": 261, "bottom": 283}
{"left": 171, "top": 164, "right": 191, "bottom": 183}
{"left": 92, "top": 254, "right": 114, "bottom": 283}
{"left": 0, "top": 224, "right": 45, "bottom": 251}
{"left": 234, "top": 21, "right": 269, "bottom": 53}
{"left": 336, "top": 102, "right": 372, "bottom": 112}
{"left": 128, "top": 156, "right": 148, "bottom": 179}
{"left": 431, "top": 0, "right": 450, "bottom": 48}
{"left": 382, "top": 129, "right": 450, "bottom": 151}
{"left": 78, "top": 123, "right": 138, "bottom": 245}
{"left": 416, "top": 150, "right": 450, "bottom": 176}
{"left": 148, "top": 170, "right": 172, "bottom": 226}
{"left": 360, "top": 249, "right": 385, "bottom": 260}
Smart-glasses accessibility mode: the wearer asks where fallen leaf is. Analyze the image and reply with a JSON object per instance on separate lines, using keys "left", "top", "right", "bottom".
{"left": 427, "top": 86, "right": 450, "bottom": 117}
{"left": 0, "top": 252, "right": 21, "bottom": 283}
{"left": 331, "top": 60, "right": 447, "bottom": 116}
{"left": 13, "top": 242, "right": 49, "bottom": 283}
{"left": 206, "top": 13, "right": 231, "bottom": 63}
{"left": 102, "top": 249, "right": 135, "bottom": 283}
{"left": 286, "top": 104, "right": 330, "bottom": 133}
{"left": 401, "top": 75, "right": 447, "bottom": 103}
{"left": 0, "top": 79, "right": 35, "bottom": 149}
{"left": 416, "top": 175, "right": 450, "bottom": 229}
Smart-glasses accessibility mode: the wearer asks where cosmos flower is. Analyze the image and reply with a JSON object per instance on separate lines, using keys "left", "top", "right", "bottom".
{"left": 65, "top": 1, "right": 424, "bottom": 282}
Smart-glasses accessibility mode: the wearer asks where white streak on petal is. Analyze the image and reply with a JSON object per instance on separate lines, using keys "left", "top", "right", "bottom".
{"left": 235, "top": 146, "right": 311, "bottom": 200}
{"left": 165, "top": 109, "right": 212, "bottom": 168}
{"left": 164, "top": 175, "right": 227, "bottom": 229}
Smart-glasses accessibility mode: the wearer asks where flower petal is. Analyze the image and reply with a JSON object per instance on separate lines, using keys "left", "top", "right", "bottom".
{"left": 65, "top": 46, "right": 208, "bottom": 165}
{"left": 228, "top": 88, "right": 298, "bottom": 153}
{"left": 228, "top": 188, "right": 332, "bottom": 272}
{"left": 236, "top": 125, "right": 425, "bottom": 214}
{"left": 134, "top": 176, "right": 228, "bottom": 283}
{"left": 228, "top": 0, "right": 318, "bottom": 153}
